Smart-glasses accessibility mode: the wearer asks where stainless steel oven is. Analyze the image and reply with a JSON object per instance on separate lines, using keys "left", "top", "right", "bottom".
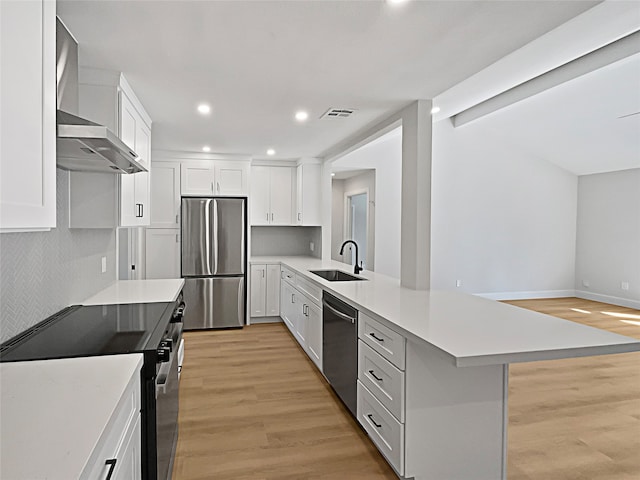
{"left": 0, "top": 293, "right": 186, "bottom": 480}
{"left": 155, "top": 319, "right": 183, "bottom": 480}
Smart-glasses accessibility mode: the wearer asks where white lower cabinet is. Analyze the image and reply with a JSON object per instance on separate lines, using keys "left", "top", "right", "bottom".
{"left": 357, "top": 313, "right": 407, "bottom": 477}
{"left": 250, "top": 264, "right": 281, "bottom": 318}
{"left": 145, "top": 229, "right": 180, "bottom": 279}
{"left": 279, "top": 270, "right": 323, "bottom": 371}
{"left": 357, "top": 380, "right": 404, "bottom": 474}
{"left": 80, "top": 362, "right": 142, "bottom": 480}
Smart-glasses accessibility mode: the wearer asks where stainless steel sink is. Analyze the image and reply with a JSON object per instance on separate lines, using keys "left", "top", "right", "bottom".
{"left": 309, "top": 270, "right": 367, "bottom": 282}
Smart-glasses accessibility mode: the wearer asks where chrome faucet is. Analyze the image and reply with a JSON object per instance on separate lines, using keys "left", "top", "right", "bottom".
{"left": 339, "top": 240, "right": 363, "bottom": 275}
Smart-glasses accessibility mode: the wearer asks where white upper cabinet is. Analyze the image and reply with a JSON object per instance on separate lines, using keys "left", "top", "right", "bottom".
{"left": 119, "top": 89, "right": 151, "bottom": 227}
{"left": 295, "top": 162, "right": 321, "bottom": 226}
{"left": 181, "top": 161, "right": 215, "bottom": 196}
{"left": 250, "top": 166, "right": 293, "bottom": 225}
{"left": 72, "top": 70, "right": 152, "bottom": 228}
{"left": 150, "top": 162, "right": 181, "bottom": 228}
{"left": 0, "top": 0, "right": 56, "bottom": 232}
{"left": 214, "top": 161, "right": 249, "bottom": 196}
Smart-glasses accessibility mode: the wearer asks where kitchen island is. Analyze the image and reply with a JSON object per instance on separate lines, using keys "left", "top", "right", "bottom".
{"left": 82, "top": 278, "right": 185, "bottom": 305}
{"left": 251, "top": 256, "right": 640, "bottom": 480}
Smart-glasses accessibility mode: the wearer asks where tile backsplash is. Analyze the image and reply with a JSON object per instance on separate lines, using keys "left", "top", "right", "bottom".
{"left": 0, "top": 170, "right": 116, "bottom": 342}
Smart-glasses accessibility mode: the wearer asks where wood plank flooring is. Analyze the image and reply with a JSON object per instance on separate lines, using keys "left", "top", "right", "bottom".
{"left": 505, "top": 298, "right": 640, "bottom": 480}
{"left": 172, "top": 298, "right": 639, "bottom": 479}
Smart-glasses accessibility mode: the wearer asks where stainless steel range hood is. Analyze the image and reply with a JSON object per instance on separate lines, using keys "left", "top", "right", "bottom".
{"left": 56, "top": 18, "right": 145, "bottom": 174}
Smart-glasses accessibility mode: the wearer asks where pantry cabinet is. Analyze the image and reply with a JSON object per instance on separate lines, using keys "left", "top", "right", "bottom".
{"left": 250, "top": 166, "right": 293, "bottom": 225}
{"left": 145, "top": 229, "right": 180, "bottom": 279}
{"left": 150, "top": 162, "right": 181, "bottom": 228}
{"left": 0, "top": 0, "right": 56, "bottom": 231}
{"left": 250, "top": 264, "right": 281, "bottom": 317}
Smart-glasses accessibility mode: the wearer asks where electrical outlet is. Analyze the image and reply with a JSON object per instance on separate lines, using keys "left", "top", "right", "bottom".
{"left": 621, "top": 281, "right": 629, "bottom": 291}
{"left": 582, "top": 279, "right": 590, "bottom": 288}
{"left": 310, "top": 242, "right": 314, "bottom": 252}
{"left": 101, "top": 256, "right": 107, "bottom": 273}
{"left": 456, "top": 279, "right": 462, "bottom": 287}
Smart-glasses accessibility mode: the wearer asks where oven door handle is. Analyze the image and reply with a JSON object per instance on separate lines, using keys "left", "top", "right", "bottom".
{"left": 322, "top": 299, "right": 356, "bottom": 324}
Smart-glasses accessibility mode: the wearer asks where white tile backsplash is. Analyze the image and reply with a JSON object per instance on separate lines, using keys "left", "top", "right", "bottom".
{"left": 0, "top": 170, "right": 116, "bottom": 342}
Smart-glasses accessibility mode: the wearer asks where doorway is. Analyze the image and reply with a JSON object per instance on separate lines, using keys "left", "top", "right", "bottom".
{"left": 344, "top": 190, "right": 368, "bottom": 269}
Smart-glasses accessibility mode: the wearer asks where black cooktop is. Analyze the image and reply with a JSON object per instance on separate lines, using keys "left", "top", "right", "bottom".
{"left": 0, "top": 302, "right": 174, "bottom": 362}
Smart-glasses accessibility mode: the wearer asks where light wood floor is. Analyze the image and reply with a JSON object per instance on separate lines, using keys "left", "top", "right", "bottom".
{"left": 172, "top": 298, "right": 639, "bottom": 479}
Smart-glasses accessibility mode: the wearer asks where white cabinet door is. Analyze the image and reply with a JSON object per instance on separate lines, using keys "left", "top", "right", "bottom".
{"left": 306, "top": 301, "right": 322, "bottom": 370}
{"left": 111, "top": 415, "right": 142, "bottom": 480}
{"left": 181, "top": 161, "right": 215, "bottom": 196}
{"left": 119, "top": 93, "right": 151, "bottom": 227}
{"left": 214, "top": 161, "right": 249, "bottom": 196}
{"left": 265, "top": 264, "right": 281, "bottom": 316}
{"left": 269, "top": 167, "right": 293, "bottom": 225}
{"left": 250, "top": 166, "right": 271, "bottom": 225}
{"left": 280, "top": 280, "right": 296, "bottom": 333}
{"left": 150, "top": 162, "right": 181, "bottom": 228}
{"left": 296, "top": 163, "right": 321, "bottom": 226}
{"left": 294, "top": 295, "right": 307, "bottom": 347}
{"left": 0, "top": 0, "right": 56, "bottom": 231}
{"left": 145, "top": 229, "right": 180, "bottom": 279}
{"left": 250, "top": 264, "right": 266, "bottom": 317}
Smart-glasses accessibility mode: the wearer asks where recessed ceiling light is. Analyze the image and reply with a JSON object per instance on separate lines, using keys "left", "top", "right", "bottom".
{"left": 388, "top": 0, "right": 409, "bottom": 4}
{"left": 331, "top": 172, "right": 336, "bottom": 177}
{"left": 295, "top": 111, "right": 309, "bottom": 122}
{"left": 197, "top": 104, "right": 211, "bottom": 115}
{"left": 430, "top": 106, "right": 441, "bottom": 114}
{"left": 266, "top": 148, "right": 275, "bottom": 156}
{"left": 202, "top": 146, "right": 211, "bottom": 152}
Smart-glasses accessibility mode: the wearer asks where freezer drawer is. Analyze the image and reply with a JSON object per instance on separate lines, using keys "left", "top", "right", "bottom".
{"left": 182, "top": 277, "right": 245, "bottom": 330}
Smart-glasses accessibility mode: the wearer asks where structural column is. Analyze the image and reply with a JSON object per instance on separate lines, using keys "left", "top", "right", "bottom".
{"left": 400, "top": 100, "right": 432, "bottom": 290}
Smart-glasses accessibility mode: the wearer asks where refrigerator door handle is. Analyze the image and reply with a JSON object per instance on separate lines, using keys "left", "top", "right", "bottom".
{"left": 211, "top": 199, "right": 219, "bottom": 275}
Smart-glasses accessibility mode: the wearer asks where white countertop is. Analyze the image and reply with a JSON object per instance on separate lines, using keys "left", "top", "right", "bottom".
{"left": 82, "top": 279, "right": 185, "bottom": 305}
{"left": 0, "top": 354, "right": 143, "bottom": 480}
{"left": 251, "top": 256, "right": 640, "bottom": 367}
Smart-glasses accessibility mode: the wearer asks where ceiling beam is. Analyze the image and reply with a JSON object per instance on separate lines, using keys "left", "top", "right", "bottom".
{"left": 452, "top": 31, "right": 640, "bottom": 127}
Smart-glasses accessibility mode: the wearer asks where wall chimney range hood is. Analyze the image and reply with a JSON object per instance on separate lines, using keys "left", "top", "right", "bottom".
{"left": 56, "top": 18, "right": 145, "bottom": 174}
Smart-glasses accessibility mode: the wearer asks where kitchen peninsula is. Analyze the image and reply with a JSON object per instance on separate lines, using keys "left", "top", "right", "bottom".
{"left": 251, "top": 256, "right": 640, "bottom": 479}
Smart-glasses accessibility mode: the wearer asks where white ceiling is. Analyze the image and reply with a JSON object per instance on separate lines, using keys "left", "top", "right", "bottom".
{"left": 57, "top": 0, "right": 598, "bottom": 160}
{"left": 459, "top": 53, "right": 640, "bottom": 175}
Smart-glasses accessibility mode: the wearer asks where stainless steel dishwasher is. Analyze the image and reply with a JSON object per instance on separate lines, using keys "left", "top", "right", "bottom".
{"left": 322, "top": 291, "right": 358, "bottom": 417}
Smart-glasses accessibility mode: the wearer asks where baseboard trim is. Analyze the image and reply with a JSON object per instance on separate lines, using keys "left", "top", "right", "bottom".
{"left": 249, "top": 316, "right": 283, "bottom": 325}
{"left": 475, "top": 290, "right": 576, "bottom": 301}
{"left": 574, "top": 290, "right": 640, "bottom": 310}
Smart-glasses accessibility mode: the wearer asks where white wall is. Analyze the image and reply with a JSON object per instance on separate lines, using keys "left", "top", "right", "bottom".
{"left": 575, "top": 169, "right": 640, "bottom": 307}
{"left": 431, "top": 119, "right": 578, "bottom": 297}
{"left": 331, "top": 170, "right": 376, "bottom": 269}
{"left": 331, "top": 132, "right": 402, "bottom": 279}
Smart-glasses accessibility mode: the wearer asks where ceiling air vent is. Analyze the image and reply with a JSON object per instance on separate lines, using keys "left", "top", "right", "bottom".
{"left": 321, "top": 108, "right": 356, "bottom": 119}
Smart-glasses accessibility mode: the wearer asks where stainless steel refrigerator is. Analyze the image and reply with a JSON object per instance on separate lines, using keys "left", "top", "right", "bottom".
{"left": 181, "top": 197, "right": 246, "bottom": 330}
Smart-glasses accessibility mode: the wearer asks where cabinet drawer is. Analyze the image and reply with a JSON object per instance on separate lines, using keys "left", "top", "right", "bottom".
{"left": 359, "top": 313, "right": 406, "bottom": 370}
{"left": 281, "top": 266, "right": 295, "bottom": 286}
{"left": 358, "top": 340, "right": 405, "bottom": 422}
{"left": 295, "top": 275, "right": 322, "bottom": 306}
{"left": 357, "top": 380, "right": 404, "bottom": 475}
{"left": 80, "top": 370, "right": 141, "bottom": 479}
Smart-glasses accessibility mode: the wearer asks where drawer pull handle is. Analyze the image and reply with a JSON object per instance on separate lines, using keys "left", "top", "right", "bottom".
{"left": 367, "top": 414, "right": 382, "bottom": 428}
{"left": 369, "top": 370, "right": 383, "bottom": 382}
{"left": 369, "top": 333, "right": 384, "bottom": 342}
{"left": 105, "top": 459, "right": 117, "bottom": 480}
